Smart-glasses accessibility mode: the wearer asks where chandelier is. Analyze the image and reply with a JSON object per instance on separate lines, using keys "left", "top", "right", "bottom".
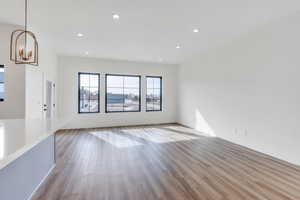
{"left": 10, "top": 0, "right": 39, "bottom": 66}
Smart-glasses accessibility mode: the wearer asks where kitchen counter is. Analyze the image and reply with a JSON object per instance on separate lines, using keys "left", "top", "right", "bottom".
{"left": 0, "top": 118, "right": 68, "bottom": 170}
{"left": 0, "top": 118, "right": 69, "bottom": 200}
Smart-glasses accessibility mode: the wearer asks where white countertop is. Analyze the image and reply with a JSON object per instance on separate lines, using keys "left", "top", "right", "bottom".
{"left": 0, "top": 118, "right": 69, "bottom": 170}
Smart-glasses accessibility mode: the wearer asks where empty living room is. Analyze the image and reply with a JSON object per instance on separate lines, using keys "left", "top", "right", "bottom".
{"left": 1, "top": 0, "right": 300, "bottom": 199}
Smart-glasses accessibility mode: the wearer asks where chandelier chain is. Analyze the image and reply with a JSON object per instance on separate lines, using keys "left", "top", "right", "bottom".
{"left": 25, "top": 0, "right": 28, "bottom": 49}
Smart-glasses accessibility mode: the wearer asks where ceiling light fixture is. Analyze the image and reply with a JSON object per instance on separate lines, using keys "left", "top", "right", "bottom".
{"left": 113, "top": 14, "right": 120, "bottom": 20}
{"left": 193, "top": 28, "right": 199, "bottom": 33}
{"left": 77, "top": 33, "right": 84, "bottom": 37}
{"left": 85, "top": 51, "right": 89, "bottom": 55}
{"left": 10, "top": 0, "right": 39, "bottom": 66}
{"left": 176, "top": 45, "right": 181, "bottom": 49}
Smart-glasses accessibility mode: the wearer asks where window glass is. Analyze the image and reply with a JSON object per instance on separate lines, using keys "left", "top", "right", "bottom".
{"left": 79, "top": 73, "right": 100, "bottom": 113}
{"left": 146, "top": 77, "right": 162, "bottom": 111}
{"left": 106, "top": 75, "right": 141, "bottom": 112}
{"left": 107, "top": 87, "right": 124, "bottom": 112}
{"left": 107, "top": 76, "right": 123, "bottom": 88}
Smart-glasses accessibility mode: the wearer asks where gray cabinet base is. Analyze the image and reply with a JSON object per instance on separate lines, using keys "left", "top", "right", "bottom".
{"left": 0, "top": 135, "right": 55, "bottom": 200}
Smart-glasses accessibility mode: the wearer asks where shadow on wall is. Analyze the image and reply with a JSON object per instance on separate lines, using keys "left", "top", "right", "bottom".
{"left": 195, "top": 109, "right": 216, "bottom": 137}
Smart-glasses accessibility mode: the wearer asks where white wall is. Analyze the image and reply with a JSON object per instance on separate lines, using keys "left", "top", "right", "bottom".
{"left": 58, "top": 56, "right": 178, "bottom": 129}
{"left": 178, "top": 12, "right": 300, "bottom": 166}
{"left": 0, "top": 23, "right": 58, "bottom": 119}
{"left": 0, "top": 23, "right": 26, "bottom": 119}
{"left": 25, "top": 33, "right": 58, "bottom": 119}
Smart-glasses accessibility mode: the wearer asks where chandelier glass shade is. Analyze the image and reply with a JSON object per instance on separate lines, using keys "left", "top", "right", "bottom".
{"left": 10, "top": 0, "right": 39, "bottom": 66}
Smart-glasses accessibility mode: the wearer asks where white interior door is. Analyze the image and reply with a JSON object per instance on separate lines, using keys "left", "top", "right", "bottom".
{"left": 26, "top": 69, "right": 44, "bottom": 119}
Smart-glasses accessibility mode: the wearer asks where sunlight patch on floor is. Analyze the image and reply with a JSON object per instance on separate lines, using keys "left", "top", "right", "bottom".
{"left": 89, "top": 126, "right": 202, "bottom": 148}
{"left": 163, "top": 125, "right": 213, "bottom": 137}
{"left": 89, "top": 130, "right": 143, "bottom": 148}
{"left": 123, "top": 127, "right": 199, "bottom": 144}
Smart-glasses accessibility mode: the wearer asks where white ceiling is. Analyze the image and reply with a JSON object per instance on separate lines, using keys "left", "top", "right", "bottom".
{"left": 1, "top": 0, "right": 300, "bottom": 64}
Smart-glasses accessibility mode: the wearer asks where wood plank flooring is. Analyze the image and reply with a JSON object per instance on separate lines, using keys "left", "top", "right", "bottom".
{"left": 32, "top": 124, "right": 300, "bottom": 200}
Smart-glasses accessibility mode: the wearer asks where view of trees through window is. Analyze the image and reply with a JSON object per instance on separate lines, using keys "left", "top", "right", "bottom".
{"left": 106, "top": 75, "right": 140, "bottom": 112}
{"left": 79, "top": 73, "right": 100, "bottom": 113}
{"left": 0, "top": 65, "right": 4, "bottom": 101}
{"left": 146, "top": 76, "right": 162, "bottom": 111}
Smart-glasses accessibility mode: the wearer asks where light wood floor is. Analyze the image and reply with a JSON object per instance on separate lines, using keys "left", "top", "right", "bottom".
{"left": 33, "top": 124, "right": 300, "bottom": 200}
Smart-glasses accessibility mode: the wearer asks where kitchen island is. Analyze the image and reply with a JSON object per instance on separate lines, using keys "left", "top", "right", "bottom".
{"left": 0, "top": 118, "right": 68, "bottom": 200}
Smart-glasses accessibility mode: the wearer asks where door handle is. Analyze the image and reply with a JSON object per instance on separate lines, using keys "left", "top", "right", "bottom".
{"left": 43, "top": 104, "right": 47, "bottom": 111}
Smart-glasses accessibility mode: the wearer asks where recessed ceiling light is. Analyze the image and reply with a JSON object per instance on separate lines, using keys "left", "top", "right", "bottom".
{"left": 77, "top": 33, "right": 84, "bottom": 37}
{"left": 113, "top": 14, "right": 120, "bottom": 20}
{"left": 193, "top": 28, "right": 199, "bottom": 33}
{"left": 176, "top": 45, "right": 181, "bottom": 49}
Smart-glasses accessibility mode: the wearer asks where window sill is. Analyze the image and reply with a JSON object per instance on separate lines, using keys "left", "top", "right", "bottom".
{"left": 105, "top": 110, "right": 141, "bottom": 113}
{"left": 78, "top": 112, "right": 100, "bottom": 114}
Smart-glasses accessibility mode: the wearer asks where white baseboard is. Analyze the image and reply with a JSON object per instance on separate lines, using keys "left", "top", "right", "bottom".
{"left": 27, "top": 164, "right": 56, "bottom": 200}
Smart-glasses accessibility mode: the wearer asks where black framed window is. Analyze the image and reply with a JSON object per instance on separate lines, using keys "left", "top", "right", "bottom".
{"left": 78, "top": 73, "right": 100, "bottom": 113}
{"left": 0, "top": 65, "right": 4, "bottom": 102}
{"left": 146, "top": 76, "right": 162, "bottom": 111}
{"left": 106, "top": 74, "right": 141, "bottom": 112}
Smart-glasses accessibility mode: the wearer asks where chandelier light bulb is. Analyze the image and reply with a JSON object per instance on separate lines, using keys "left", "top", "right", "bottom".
{"left": 18, "top": 47, "right": 33, "bottom": 61}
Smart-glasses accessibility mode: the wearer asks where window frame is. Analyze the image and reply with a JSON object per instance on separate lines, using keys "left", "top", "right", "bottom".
{"left": 78, "top": 72, "right": 100, "bottom": 114}
{"left": 146, "top": 76, "right": 162, "bottom": 112}
{"left": 105, "top": 74, "right": 141, "bottom": 113}
{"left": 0, "top": 65, "right": 4, "bottom": 102}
